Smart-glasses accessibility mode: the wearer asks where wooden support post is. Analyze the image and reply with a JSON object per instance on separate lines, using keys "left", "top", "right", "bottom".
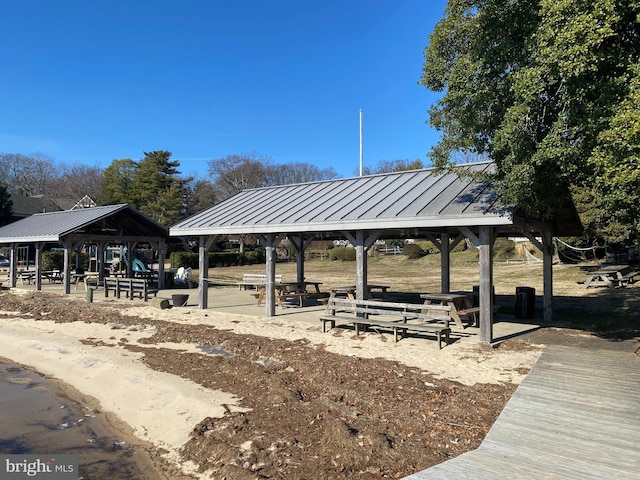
{"left": 478, "top": 227, "right": 494, "bottom": 343}
{"left": 355, "top": 231, "right": 367, "bottom": 301}
{"left": 197, "top": 235, "right": 216, "bottom": 309}
{"left": 542, "top": 230, "right": 553, "bottom": 323}
{"left": 198, "top": 236, "right": 208, "bottom": 309}
{"left": 440, "top": 233, "right": 450, "bottom": 293}
{"left": 525, "top": 230, "right": 554, "bottom": 323}
{"left": 125, "top": 242, "right": 134, "bottom": 278}
{"left": 290, "top": 234, "right": 314, "bottom": 283}
{"left": 97, "top": 243, "right": 105, "bottom": 281}
{"left": 9, "top": 244, "right": 17, "bottom": 288}
{"left": 343, "top": 230, "right": 379, "bottom": 301}
{"left": 265, "top": 234, "right": 278, "bottom": 316}
{"left": 296, "top": 235, "right": 305, "bottom": 283}
{"left": 157, "top": 239, "right": 166, "bottom": 289}
{"left": 63, "top": 240, "right": 72, "bottom": 294}
{"left": 34, "top": 242, "right": 43, "bottom": 291}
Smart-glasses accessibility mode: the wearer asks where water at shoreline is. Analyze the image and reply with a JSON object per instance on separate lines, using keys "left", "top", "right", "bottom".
{"left": 0, "top": 361, "right": 163, "bottom": 479}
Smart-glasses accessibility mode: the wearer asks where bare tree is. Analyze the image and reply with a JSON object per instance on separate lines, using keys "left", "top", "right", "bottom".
{"left": 0, "top": 153, "right": 58, "bottom": 195}
{"left": 263, "top": 162, "right": 338, "bottom": 186}
{"left": 49, "top": 164, "right": 104, "bottom": 200}
{"left": 207, "top": 152, "right": 272, "bottom": 199}
{"left": 358, "top": 158, "right": 425, "bottom": 176}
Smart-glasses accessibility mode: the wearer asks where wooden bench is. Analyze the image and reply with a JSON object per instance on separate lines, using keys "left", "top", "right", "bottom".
{"left": 320, "top": 298, "right": 452, "bottom": 349}
{"left": 105, "top": 277, "right": 159, "bottom": 302}
{"left": 457, "top": 305, "right": 502, "bottom": 326}
{"left": 237, "top": 273, "right": 283, "bottom": 290}
{"left": 611, "top": 271, "right": 639, "bottom": 287}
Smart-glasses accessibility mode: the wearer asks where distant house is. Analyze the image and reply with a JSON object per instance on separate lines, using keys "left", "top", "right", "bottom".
{"left": 3, "top": 194, "right": 98, "bottom": 264}
{"left": 8, "top": 194, "right": 96, "bottom": 223}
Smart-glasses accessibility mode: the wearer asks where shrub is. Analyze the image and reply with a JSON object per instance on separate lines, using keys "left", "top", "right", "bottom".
{"left": 493, "top": 238, "right": 516, "bottom": 260}
{"left": 244, "top": 249, "right": 265, "bottom": 264}
{"left": 403, "top": 243, "right": 426, "bottom": 259}
{"left": 42, "top": 251, "right": 64, "bottom": 271}
{"left": 170, "top": 251, "right": 199, "bottom": 269}
{"left": 209, "top": 252, "right": 242, "bottom": 267}
{"left": 415, "top": 241, "right": 436, "bottom": 254}
{"left": 328, "top": 247, "right": 356, "bottom": 261}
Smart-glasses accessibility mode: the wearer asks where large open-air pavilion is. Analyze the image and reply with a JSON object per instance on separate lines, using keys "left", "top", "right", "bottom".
{"left": 170, "top": 162, "right": 582, "bottom": 343}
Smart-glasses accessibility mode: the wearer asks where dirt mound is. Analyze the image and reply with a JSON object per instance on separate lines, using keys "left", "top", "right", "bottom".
{"left": 1, "top": 292, "right": 519, "bottom": 479}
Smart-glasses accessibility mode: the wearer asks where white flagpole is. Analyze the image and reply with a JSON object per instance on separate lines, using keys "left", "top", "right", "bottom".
{"left": 359, "top": 109, "right": 363, "bottom": 176}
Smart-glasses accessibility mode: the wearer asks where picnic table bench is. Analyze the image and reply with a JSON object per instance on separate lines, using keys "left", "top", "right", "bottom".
{"left": 104, "top": 277, "right": 159, "bottom": 301}
{"left": 579, "top": 265, "right": 639, "bottom": 288}
{"left": 237, "top": 273, "right": 283, "bottom": 290}
{"left": 320, "top": 297, "right": 452, "bottom": 349}
{"left": 42, "top": 270, "right": 63, "bottom": 284}
{"left": 18, "top": 271, "right": 36, "bottom": 285}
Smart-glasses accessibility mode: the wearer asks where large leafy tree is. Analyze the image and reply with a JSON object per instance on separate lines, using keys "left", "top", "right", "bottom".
{"left": 97, "top": 159, "right": 139, "bottom": 205}
{"left": 184, "top": 179, "right": 218, "bottom": 216}
{"left": 421, "top": 0, "right": 640, "bottom": 244}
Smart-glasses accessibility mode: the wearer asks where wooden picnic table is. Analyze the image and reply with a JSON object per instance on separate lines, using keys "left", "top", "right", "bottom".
{"left": 581, "top": 265, "right": 638, "bottom": 288}
{"left": 420, "top": 292, "right": 474, "bottom": 329}
{"left": 325, "top": 285, "right": 391, "bottom": 308}
{"left": 256, "top": 281, "right": 323, "bottom": 307}
{"left": 73, "top": 272, "right": 100, "bottom": 290}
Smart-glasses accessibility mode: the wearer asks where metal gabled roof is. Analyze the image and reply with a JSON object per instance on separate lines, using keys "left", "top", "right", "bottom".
{"left": 170, "top": 162, "right": 514, "bottom": 237}
{"left": 0, "top": 204, "right": 168, "bottom": 244}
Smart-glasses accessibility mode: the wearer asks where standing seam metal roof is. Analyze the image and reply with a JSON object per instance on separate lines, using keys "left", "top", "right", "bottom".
{"left": 170, "top": 162, "right": 513, "bottom": 236}
{"left": 0, "top": 204, "right": 168, "bottom": 244}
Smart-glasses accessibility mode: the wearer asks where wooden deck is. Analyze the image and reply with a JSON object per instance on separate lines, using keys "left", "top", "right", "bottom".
{"left": 406, "top": 335, "right": 640, "bottom": 479}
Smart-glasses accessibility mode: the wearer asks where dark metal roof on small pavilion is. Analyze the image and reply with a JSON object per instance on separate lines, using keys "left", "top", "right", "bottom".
{"left": 0, "top": 204, "right": 168, "bottom": 244}
{"left": 170, "top": 162, "right": 582, "bottom": 238}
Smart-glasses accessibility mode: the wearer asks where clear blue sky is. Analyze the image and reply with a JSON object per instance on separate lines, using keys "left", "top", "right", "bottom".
{"left": 1, "top": 0, "right": 447, "bottom": 179}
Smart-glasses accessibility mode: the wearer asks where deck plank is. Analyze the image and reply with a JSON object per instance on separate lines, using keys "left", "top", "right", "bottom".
{"left": 405, "top": 342, "right": 640, "bottom": 479}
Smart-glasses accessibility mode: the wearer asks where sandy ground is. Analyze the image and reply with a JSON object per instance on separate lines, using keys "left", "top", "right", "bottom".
{"left": 0, "top": 288, "right": 544, "bottom": 478}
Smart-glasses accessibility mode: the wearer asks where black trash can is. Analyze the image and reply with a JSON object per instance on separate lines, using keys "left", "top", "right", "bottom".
{"left": 472, "top": 285, "right": 495, "bottom": 307}
{"left": 172, "top": 294, "right": 189, "bottom": 307}
{"left": 515, "top": 286, "right": 535, "bottom": 319}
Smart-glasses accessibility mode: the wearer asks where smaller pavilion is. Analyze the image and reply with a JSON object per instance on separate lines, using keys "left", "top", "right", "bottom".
{"left": 0, "top": 204, "right": 169, "bottom": 293}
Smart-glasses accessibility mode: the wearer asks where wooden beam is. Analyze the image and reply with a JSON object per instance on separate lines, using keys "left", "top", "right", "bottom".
{"left": 459, "top": 227, "right": 480, "bottom": 247}
{"left": 524, "top": 231, "right": 544, "bottom": 251}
